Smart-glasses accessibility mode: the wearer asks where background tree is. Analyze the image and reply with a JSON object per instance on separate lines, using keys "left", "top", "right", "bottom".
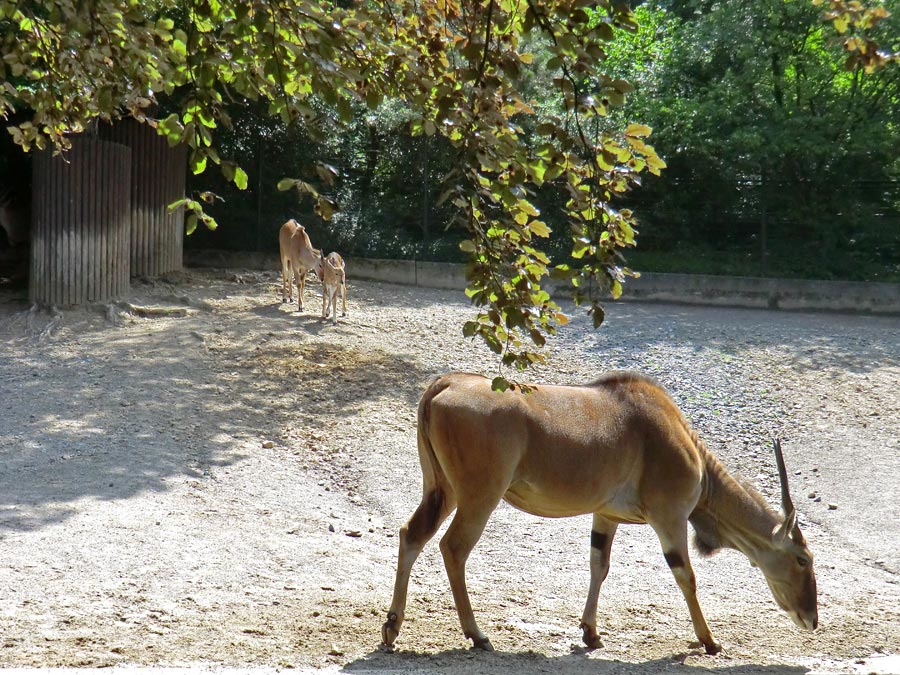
{"left": 606, "top": 0, "right": 900, "bottom": 280}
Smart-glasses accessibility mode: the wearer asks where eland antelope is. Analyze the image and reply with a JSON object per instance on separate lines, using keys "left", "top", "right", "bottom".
{"left": 278, "top": 219, "right": 323, "bottom": 310}
{"left": 382, "top": 371, "right": 817, "bottom": 655}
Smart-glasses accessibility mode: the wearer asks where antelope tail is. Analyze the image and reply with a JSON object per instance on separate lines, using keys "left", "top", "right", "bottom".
{"left": 416, "top": 376, "right": 453, "bottom": 496}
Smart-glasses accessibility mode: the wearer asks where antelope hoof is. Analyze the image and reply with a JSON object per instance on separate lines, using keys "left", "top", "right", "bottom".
{"left": 580, "top": 623, "right": 603, "bottom": 650}
{"left": 381, "top": 614, "right": 399, "bottom": 648}
{"left": 471, "top": 637, "right": 494, "bottom": 651}
{"left": 704, "top": 640, "right": 722, "bottom": 656}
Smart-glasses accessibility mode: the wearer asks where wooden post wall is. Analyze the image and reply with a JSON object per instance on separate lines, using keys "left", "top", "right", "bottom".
{"left": 100, "top": 119, "right": 187, "bottom": 277}
{"left": 30, "top": 138, "right": 132, "bottom": 307}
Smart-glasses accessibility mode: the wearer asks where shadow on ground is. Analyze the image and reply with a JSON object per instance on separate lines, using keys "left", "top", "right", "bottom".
{"left": 344, "top": 648, "right": 810, "bottom": 675}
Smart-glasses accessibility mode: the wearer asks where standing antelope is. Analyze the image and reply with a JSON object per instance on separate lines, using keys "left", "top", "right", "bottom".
{"left": 382, "top": 371, "right": 817, "bottom": 655}
{"left": 321, "top": 251, "right": 347, "bottom": 324}
{"left": 278, "top": 219, "right": 323, "bottom": 310}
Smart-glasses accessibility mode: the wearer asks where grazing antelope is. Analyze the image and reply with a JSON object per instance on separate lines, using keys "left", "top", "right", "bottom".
{"left": 382, "top": 372, "right": 817, "bottom": 655}
{"left": 278, "top": 219, "right": 323, "bottom": 310}
{"left": 321, "top": 251, "right": 347, "bottom": 324}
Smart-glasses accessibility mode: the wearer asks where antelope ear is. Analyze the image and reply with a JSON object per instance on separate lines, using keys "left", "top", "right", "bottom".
{"left": 772, "top": 508, "right": 798, "bottom": 545}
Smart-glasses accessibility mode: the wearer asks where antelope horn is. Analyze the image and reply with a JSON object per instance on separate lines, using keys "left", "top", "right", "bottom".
{"left": 772, "top": 438, "right": 798, "bottom": 542}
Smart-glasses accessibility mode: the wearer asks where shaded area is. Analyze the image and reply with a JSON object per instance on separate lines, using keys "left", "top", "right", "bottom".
{"left": 1, "top": 321, "right": 245, "bottom": 532}
{"left": 345, "top": 649, "right": 811, "bottom": 675}
{"left": 0, "top": 271, "right": 430, "bottom": 533}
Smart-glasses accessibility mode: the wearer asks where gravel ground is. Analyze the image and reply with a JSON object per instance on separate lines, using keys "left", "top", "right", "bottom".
{"left": 0, "top": 267, "right": 898, "bottom": 674}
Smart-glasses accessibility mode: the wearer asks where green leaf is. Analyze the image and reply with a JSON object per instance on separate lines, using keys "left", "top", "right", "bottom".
{"left": 590, "top": 304, "right": 606, "bottom": 328}
{"left": 491, "top": 376, "right": 510, "bottom": 392}
{"left": 530, "top": 220, "right": 551, "bottom": 238}
{"left": 625, "top": 123, "right": 652, "bottom": 138}
{"left": 234, "top": 167, "right": 248, "bottom": 190}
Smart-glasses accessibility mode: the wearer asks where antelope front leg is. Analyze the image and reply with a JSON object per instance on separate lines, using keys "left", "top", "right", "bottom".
{"left": 651, "top": 518, "right": 721, "bottom": 655}
{"left": 580, "top": 515, "right": 618, "bottom": 649}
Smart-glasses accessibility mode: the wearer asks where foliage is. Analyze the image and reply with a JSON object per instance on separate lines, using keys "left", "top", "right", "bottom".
{"left": 815, "top": 0, "right": 899, "bottom": 71}
{"left": 2, "top": 0, "right": 664, "bottom": 387}
{"left": 602, "top": 0, "right": 900, "bottom": 280}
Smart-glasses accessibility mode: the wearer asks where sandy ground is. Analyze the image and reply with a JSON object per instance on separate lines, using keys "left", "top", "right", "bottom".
{"left": 1, "top": 267, "right": 898, "bottom": 675}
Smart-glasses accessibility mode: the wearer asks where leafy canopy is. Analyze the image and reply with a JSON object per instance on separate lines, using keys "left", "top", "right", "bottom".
{"left": 1, "top": 0, "right": 665, "bottom": 387}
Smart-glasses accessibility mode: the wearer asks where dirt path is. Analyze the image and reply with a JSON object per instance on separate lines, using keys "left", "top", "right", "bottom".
{"left": 1, "top": 268, "right": 898, "bottom": 674}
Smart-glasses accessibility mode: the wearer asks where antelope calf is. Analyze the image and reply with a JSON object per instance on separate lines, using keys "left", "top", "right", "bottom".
{"left": 278, "top": 219, "right": 323, "bottom": 310}
{"left": 321, "top": 251, "right": 347, "bottom": 324}
{"left": 382, "top": 371, "right": 817, "bottom": 655}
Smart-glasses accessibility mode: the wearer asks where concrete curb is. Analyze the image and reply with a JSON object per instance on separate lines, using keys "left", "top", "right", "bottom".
{"left": 185, "top": 250, "right": 900, "bottom": 315}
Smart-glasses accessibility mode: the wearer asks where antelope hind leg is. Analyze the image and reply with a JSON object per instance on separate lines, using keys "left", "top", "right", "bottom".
{"left": 382, "top": 488, "right": 455, "bottom": 649}
{"left": 281, "top": 258, "right": 292, "bottom": 303}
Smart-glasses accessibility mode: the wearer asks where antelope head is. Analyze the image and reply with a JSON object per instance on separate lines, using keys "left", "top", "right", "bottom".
{"left": 313, "top": 251, "right": 325, "bottom": 281}
{"left": 755, "top": 439, "right": 819, "bottom": 631}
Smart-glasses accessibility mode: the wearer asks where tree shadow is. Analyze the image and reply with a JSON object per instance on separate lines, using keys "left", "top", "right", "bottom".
{"left": 0, "top": 322, "right": 252, "bottom": 532}
{"left": 343, "top": 647, "right": 811, "bottom": 675}
{"left": 229, "top": 330, "right": 428, "bottom": 417}
{"left": 0, "top": 276, "right": 430, "bottom": 534}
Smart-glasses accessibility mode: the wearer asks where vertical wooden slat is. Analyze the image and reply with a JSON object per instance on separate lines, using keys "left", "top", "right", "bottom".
{"left": 97, "top": 140, "right": 107, "bottom": 302}
{"left": 119, "top": 146, "right": 132, "bottom": 296}
{"left": 30, "top": 137, "right": 131, "bottom": 307}
{"left": 77, "top": 140, "right": 87, "bottom": 303}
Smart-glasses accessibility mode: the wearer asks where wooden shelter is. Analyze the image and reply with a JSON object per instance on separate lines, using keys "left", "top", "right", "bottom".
{"left": 30, "top": 138, "right": 132, "bottom": 306}
{"left": 100, "top": 119, "right": 187, "bottom": 277}
{"left": 29, "top": 120, "right": 187, "bottom": 307}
